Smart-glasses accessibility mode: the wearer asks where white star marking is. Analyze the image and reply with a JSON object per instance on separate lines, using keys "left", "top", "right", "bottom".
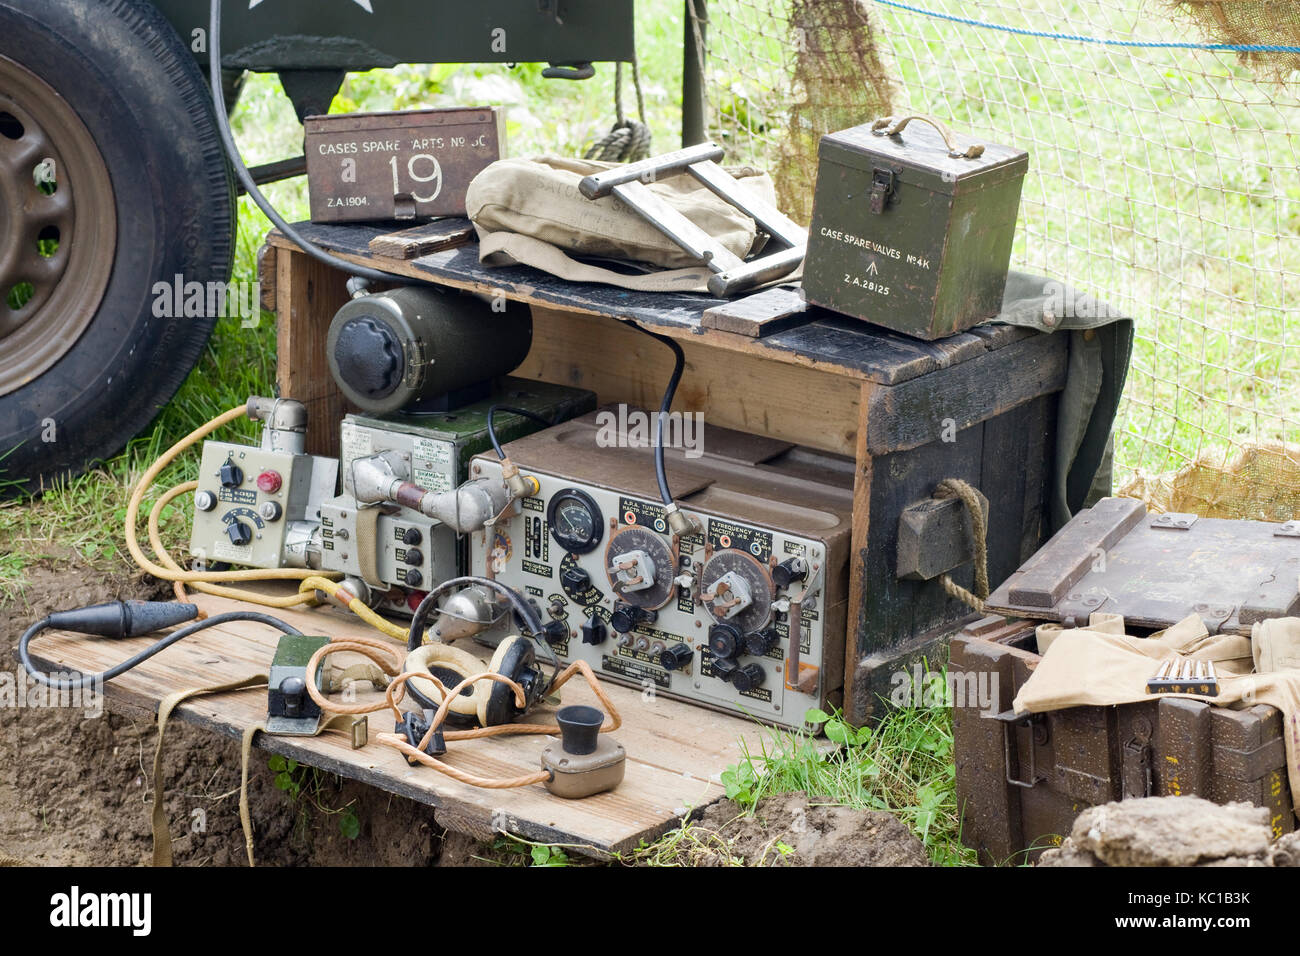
{"left": 249, "top": 0, "right": 374, "bottom": 11}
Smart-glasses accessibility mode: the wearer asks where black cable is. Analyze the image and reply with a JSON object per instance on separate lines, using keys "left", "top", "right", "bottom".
{"left": 207, "top": 0, "right": 410, "bottom": 286}
{"left": 486, "top": 404, "right": 554, "bottom": 460}
{"left": 20, "top": 611, "right": 302, "bottom": 691}
{"left": 631, "top": 326, "right": 686, "bottom": 507}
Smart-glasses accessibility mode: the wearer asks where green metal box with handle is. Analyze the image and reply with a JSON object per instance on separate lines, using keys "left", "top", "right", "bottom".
{"left": 802, "top": 115, "right": 1029, "bottom": 341}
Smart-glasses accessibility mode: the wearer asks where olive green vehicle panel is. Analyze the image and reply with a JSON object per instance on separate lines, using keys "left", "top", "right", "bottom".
{"left": 151, "top": 0, "right": 635, "bottom": 71}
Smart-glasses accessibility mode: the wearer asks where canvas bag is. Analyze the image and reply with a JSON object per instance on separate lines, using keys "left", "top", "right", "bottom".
{"left": 465, "top": 155, "right": 781, "bottom": 292}
{"left": 1013, "top": 613, "right": 1300, "bottom": 814}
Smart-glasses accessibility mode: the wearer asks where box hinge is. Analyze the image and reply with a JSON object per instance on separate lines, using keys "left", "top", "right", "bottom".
{"left": 1150, "top": 512, "right": 1198, "bottom": 530}
{"left": 1122, "top": 738, "right": 1153, "bottom": 798}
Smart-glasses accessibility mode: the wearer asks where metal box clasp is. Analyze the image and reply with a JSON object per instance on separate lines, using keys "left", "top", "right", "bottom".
{"left": 870, "top": 167, "right": 896, "bottom": 215}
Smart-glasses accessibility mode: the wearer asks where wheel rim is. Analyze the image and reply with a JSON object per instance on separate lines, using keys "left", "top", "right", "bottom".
{"left": 0, "top": 53, "right": 116, "bottom": 397}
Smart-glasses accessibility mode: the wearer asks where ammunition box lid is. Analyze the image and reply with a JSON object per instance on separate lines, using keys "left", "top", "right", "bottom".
{"left": 818, "top": 119, "right": 1028, "bottom": 196}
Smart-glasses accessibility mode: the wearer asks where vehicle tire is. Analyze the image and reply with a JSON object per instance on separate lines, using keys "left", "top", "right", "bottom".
{"left": 0, "top": 0, "right": 235, "bottom": 494}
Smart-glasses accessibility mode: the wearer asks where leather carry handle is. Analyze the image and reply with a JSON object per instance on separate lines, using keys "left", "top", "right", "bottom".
{"left": 871, "top": 114, "right": 986, "bottom": 159}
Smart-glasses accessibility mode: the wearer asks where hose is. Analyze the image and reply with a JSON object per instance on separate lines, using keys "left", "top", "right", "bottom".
{"left": 20, "top": 611, "right": 301, "bottom": 690}
{"left": 207, "top": 0, "right": 411, "bottom": 286}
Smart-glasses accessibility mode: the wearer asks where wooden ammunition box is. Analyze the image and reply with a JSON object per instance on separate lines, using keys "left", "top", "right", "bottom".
{"left": 953, "top": 499, "right": 1300, "bottom": 864}
{"left": 802, "top": 117, "right": 1028, "bottom": 340}
{"left": 305, "top": 107, "right": 504, "bottom": 222}
{"left": 952, "top": 618, "right": 1294, "bottom": 865}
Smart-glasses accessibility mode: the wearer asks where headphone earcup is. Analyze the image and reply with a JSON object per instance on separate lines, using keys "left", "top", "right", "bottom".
{"left": 404, "top": 643, "right": 490, "bottom": 725}
{"left": 478, "top": 635, "right": 538, "bottom": 728}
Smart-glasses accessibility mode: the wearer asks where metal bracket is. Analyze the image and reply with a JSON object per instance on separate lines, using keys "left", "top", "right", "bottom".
{"left": 1150, "top": 512, "right": 1198, "bottom": 530}
{"left": 989, "top": 709, "right": 1046, "bottom": 789}
{"left": 578, "top": 143, "right": 807, "bottom": 298}
{"left": 1122, "top": 738, "right": 1153, "bottom": 798}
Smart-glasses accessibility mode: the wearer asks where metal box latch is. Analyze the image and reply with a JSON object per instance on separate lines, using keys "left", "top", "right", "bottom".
{"left": 870, "top": 167, "right": 896, "bottom": 214}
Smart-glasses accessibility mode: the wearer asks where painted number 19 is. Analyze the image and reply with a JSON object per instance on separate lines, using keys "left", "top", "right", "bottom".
{"left": 390, "top": 153, "right": 443, "bottom": 203}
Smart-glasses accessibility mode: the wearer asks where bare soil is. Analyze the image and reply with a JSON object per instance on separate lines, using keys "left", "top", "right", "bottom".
{"left": 0, "top": 552, "right": 447, "bottom": 866}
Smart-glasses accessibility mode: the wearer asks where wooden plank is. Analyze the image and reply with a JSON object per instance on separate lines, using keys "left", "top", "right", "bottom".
{"left": 700, "top": 286, "right": 810, "bottom": 337}
{"left": 275, "top": 247, "right": 356, "bottom": 459}
{"left": 989, "top": 497, "right": 1147, "bottom": 611}
{"left": 24, "top": 591, "right": 766, "bottom": 857}
{"left": 367, "top": 218, "right": 475, "bottom": 259}
{"left": 516, "top": 306, "right": 863, "bottom": 457}
{"left": 843, "top": 381, "right": 874, "bottom": 724}
{"left": 862, "top": 333, "right": 1069, "bottom": 455}
{"left": 267, "top": 225, "right": 1035, "bottom": 387}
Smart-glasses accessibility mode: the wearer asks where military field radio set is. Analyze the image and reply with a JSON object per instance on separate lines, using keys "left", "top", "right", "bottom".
{"left": 175, "top": 268, "right": 858, "bottom": 733}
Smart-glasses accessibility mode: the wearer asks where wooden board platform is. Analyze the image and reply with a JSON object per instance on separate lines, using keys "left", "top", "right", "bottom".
{"left": 23, "top": 591, "right": 773, "bottom": 857}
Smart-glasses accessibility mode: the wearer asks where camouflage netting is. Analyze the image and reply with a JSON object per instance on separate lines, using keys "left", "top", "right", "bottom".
{"left": 697, "top": 0, "right": 1300, "bottom": 520}
{"left": 1171, "top": 0, "right": 1300, "bottom": 80}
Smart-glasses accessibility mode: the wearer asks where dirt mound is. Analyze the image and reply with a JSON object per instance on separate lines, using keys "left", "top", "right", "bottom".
{"left": 681, "top": 791, "right": 929, "bottom": 867}
{"left": 1038, "top": 796, "right": 1299, "bottom": 867}
{"left": 0, "top": 553, "right": 442, "bottom": 867}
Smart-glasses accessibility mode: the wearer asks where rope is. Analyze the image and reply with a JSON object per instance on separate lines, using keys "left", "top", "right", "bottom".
{"left": 585, "top": 60, "right": 652, "bottom": 163}
{"left": 870, "top": 0, "right": 1300, "bottom": 52}
{"left": 933, "top": 478, "right": 990, "bottom": 614}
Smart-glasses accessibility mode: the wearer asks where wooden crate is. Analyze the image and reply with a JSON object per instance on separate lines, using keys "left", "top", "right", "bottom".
{"left": 261, "top": 221, "right": 1068, "bottom": 724}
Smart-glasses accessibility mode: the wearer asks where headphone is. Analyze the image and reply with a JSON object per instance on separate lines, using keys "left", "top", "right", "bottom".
{"left": 403, "top": 577, "right": 556, "bottom": 727}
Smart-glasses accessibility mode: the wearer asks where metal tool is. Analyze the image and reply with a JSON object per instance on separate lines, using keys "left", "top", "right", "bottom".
{"left": 578, "top": 143, "right": 807, "bottom": 298}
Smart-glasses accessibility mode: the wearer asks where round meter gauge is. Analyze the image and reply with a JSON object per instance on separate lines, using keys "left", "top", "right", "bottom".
{"left": 547, "top": 488, "right": 604, "bottom": 554}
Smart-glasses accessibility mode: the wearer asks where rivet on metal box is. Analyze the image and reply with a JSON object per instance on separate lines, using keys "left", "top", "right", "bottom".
{"left": 803, "top": 113, "right": 1029, "bottom": 341}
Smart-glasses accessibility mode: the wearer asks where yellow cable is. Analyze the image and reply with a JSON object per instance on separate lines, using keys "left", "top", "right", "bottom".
{"left": 124, "top": 402, "right": 338, "bottom": 584}
{"left": 298, "top": 576, "right": 410, "bottom": 643}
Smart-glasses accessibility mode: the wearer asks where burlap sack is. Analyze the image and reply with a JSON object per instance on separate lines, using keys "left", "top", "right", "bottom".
{"left": 464, "top": 155, "right": 779, "bottom": 289}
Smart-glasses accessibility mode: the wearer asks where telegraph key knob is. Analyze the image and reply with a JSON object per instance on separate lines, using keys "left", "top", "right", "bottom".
{"left": 773, "top": 557, "right": 808, "bottom": 589}
{"left": 225, "top": 520, "right": 253, "bottom": 546}
{"left": 730, "top": 663, "right": 766, "bottom": 693}
{"left": 708, "top": 621, "right": 744, "bottom": 659}
{"left": 219, "top": 461, "right": 244, "bottom": 488}
{"left": 660, "top": 643, "right": 694, "bottom": 672}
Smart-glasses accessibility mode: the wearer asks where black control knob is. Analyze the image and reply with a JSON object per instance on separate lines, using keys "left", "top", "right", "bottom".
{"left": 772, "top": 557, "right": 808, "bottom": 589}
{"left": 543, "top": 619, "right": 570, "bottom": 645}
{"left": 404, "top": 568, "right": 424, "bottom": 588}
{"left": 610, "top": 602, "right": 655, "bottom": 634}
{"left": 581, "top": 616, "right": 607, "bottom": 646}
{"left": 708, "top": 621, "right": 744, "bottom": 660}
{"left": 731, "top": 663, "right": 766, "bottom": 693}
{"left": 660, "top": 643, "right": 694, "bottom": 672}
{"left": 225, "top": 520, "right": 252, "bottom": 546}
{"left": 404, "top": 547, "right": 424, "bottom": 566}
{"left": 219, "top": 461, "right": 244, "bottom": 488}
{"left": 710, "top": 656, "right": 738, "bottom": 681}
{"left": 194, "top": 490, "right": 217, "bottom": 512}
{"left": 561, "top": 566, "right": 592, "bottom": 592}
{"left": 745, "top": 628, "right": 779, "bottom": 657}
{"left": 402, "top": 527, "right": 423, "bottom": 546}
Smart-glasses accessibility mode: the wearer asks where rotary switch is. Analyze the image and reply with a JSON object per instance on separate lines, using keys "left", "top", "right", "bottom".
{"left": 543, "top": 619, "right": 570, "bottom": 646}
{"left": 610, "top": 602, "right": 656, "bottom": 634}
{"left": 730, "top": 663, "right": 766, "bottom": 693}
{"left": 745, "top": 628, "right": 779, "bottom": 657}
{"left": 225, "top": 520, "right": 253, "bottom": 546}
{"left": 773, "top": 557, "right": 808, "bottom": 589}
{"left": 219, "top": 460, "right": 244, "bottom": 488}
{"left": 704, "top": 570, "right": 753, "bottom": 620}
{"left": 708, "top": 621, "right": 745, "bottom": 660}
{"left": 660, "top": 643, "right": 694, "bottom": 672}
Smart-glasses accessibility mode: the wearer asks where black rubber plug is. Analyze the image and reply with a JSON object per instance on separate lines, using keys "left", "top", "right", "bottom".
{"left": 46, "top": 601, "right": 199, "bottom": 638}
{"left": 556, "top": 705, "right": 604, "bottom": 756}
